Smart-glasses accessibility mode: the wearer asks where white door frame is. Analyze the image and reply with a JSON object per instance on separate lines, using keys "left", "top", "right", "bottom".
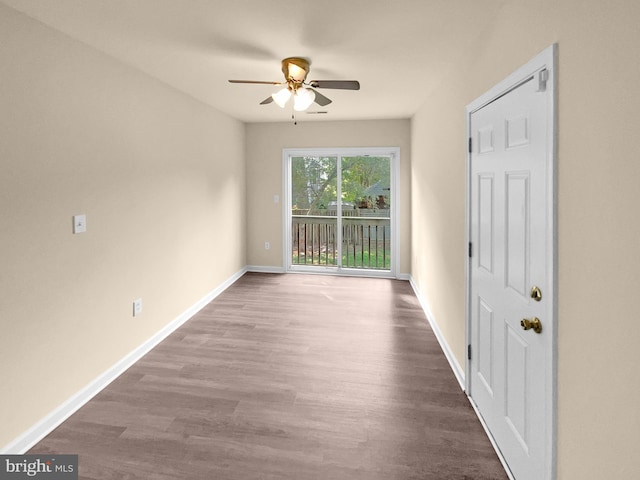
{"left": 464, "top": 44, "right": 558, "bottom": 479}
{"left": 282, "top": 147, "right": 400, "bottom": 278}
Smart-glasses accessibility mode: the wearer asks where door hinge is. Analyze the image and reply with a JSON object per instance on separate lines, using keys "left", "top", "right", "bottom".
{"left": 468, "top": 344, "right": 472, "bottom": 360}
{"left": 468, "top": 242, "right": 473, "bottom": 258}
{"left": 537, "top": 68, "right": 549, "bottom": 92}
{"left": 468, "top": 137, "right": 472, "bottom": 153}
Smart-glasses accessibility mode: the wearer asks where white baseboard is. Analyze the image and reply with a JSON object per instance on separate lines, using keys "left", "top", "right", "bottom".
{"left": 1, "top": 267, "right": 247, "bottom": 454}
{"left": 246, "top": 265, "right": 286, "bottom": 274}
{"left": 408, "top": 275, "right": 465, "bottom": 390}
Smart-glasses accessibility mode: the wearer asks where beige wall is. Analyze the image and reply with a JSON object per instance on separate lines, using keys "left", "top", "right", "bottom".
{"left": 0, "top": 5, "right": 246, "bottom": 447}
{"left": 411, "top": 0, "right": 640, "bottom": 478}
{"left": 4, "top": 0, "right": 639, "bottom": 476}
{"left": 245, "top": 120, "right": 411, "bottom": 275}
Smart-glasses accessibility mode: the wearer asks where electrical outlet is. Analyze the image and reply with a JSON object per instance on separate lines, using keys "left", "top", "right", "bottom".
{"left": 133, "top": 298, "right": 142, "bottom": 317}
{"left": 265, "top": 241, "right": 270, "bottom": 250}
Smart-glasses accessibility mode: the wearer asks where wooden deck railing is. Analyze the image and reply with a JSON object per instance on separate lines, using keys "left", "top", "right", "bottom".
{"left": 292, "top": 214, "right": 391, "bottom": 269}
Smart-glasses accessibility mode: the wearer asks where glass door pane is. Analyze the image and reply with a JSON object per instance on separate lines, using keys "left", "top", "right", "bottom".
{"left": 290, "top": 156, "right": 338, "bottom": 267}
{"left": 341, "top": 156, "right": 391, "bottom": 270}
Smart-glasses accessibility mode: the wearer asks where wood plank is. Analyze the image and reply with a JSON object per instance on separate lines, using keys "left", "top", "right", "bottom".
{"left": 29, "top": 273, "right": 507, "bottom": 479}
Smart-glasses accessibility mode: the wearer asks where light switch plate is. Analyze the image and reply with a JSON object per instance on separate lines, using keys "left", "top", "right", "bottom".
{"left": 133, "top": 298, "right": 142, "bottom": 317}
{"left": 73, "top": 214, "right": 87, "bottom": 234}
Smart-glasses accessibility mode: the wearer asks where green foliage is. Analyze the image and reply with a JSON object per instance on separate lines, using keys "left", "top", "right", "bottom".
{"left": 341, "top": 156, "right": 390, "bottom": 205}
{"left": 291, "top": 156, "right": 390, "bottom": 211}
{"left": 291, "top": 156, "right": 337, "bottom": 210}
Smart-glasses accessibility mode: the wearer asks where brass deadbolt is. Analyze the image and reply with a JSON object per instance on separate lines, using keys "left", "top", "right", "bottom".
{"left": 530, "top": 286, "right": 542, "bottom": 302}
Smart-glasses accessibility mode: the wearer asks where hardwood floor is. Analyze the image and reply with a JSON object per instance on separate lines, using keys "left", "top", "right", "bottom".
{"left": 30, "top": 273, "right": 508, "bottom": 479}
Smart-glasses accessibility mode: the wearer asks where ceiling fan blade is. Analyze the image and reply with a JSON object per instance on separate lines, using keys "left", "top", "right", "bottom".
{"left": 260, "top": 96, "right": 274, "bottom": 105}
{"left": 311, "top": 89, "right": 332, "bottom": 107}
{"left": 228, "top": 80, "right": 283, "bottom": 85}
{"left": 309, "top": 80, "right": 360, "bottom": 90}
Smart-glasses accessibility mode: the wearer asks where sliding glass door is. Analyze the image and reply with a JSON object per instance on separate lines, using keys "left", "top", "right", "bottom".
{"left": 290, "top": 155, "right": 339, "bottom": 267}
{"left": 340, "top": 155, "right": 391, "bottom": 269}
{"left": 286, "top": 148, "right": 397, "bottom": 277}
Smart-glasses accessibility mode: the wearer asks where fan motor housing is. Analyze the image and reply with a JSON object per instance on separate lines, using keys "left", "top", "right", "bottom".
{"left": 281, "top": 57, "right": 310, "bottom": 84}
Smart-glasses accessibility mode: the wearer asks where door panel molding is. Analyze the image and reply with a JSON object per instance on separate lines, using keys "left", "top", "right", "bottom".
{"left": 465, "top": 44, "right": 558, "bottom": 480}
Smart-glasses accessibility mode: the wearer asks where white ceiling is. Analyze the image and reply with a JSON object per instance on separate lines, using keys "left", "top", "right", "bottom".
{"left": 1, "top": 0, "right": 506, "bottom": 123}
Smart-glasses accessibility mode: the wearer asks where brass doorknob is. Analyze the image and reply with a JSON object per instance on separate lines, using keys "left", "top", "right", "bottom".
{"left": 521, "top": 317, "right": 542, "bottom": 334}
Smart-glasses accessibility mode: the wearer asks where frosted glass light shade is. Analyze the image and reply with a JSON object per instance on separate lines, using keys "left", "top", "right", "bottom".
{"left": 272, "top": 88, "right": 292, "bottom": 108}
{"left": 293, "top": 88, "right": 315, "bottom": 111}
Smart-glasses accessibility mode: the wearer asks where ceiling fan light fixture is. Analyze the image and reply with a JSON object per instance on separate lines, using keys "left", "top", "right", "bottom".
{"left": 229, "top": 56, "right": 357, "bottom": 118}
{"left": 272, "top": 88, "right": 291, "bottom": 108}
{"left": 293, "top": 87, "right": 315, "bottom": 111}
{"left": 288, "top": 63, "right": 306, "bottom": 82}
{"left": 282, "top": 57, "right": 310, "bottom": 83}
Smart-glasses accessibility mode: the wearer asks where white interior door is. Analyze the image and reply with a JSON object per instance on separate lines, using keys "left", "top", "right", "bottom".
{"left": 468, "top": 47, "right": 556, "bottom": 480}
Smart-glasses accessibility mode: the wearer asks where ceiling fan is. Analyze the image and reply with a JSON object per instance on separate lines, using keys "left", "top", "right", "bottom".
{"left": 228, "top": 57, "right": 360, "bottom": 112}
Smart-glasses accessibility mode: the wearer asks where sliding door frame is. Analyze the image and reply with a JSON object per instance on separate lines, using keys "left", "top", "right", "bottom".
{"left": 283, "top": 147, "right": 400, "bottom": 278}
